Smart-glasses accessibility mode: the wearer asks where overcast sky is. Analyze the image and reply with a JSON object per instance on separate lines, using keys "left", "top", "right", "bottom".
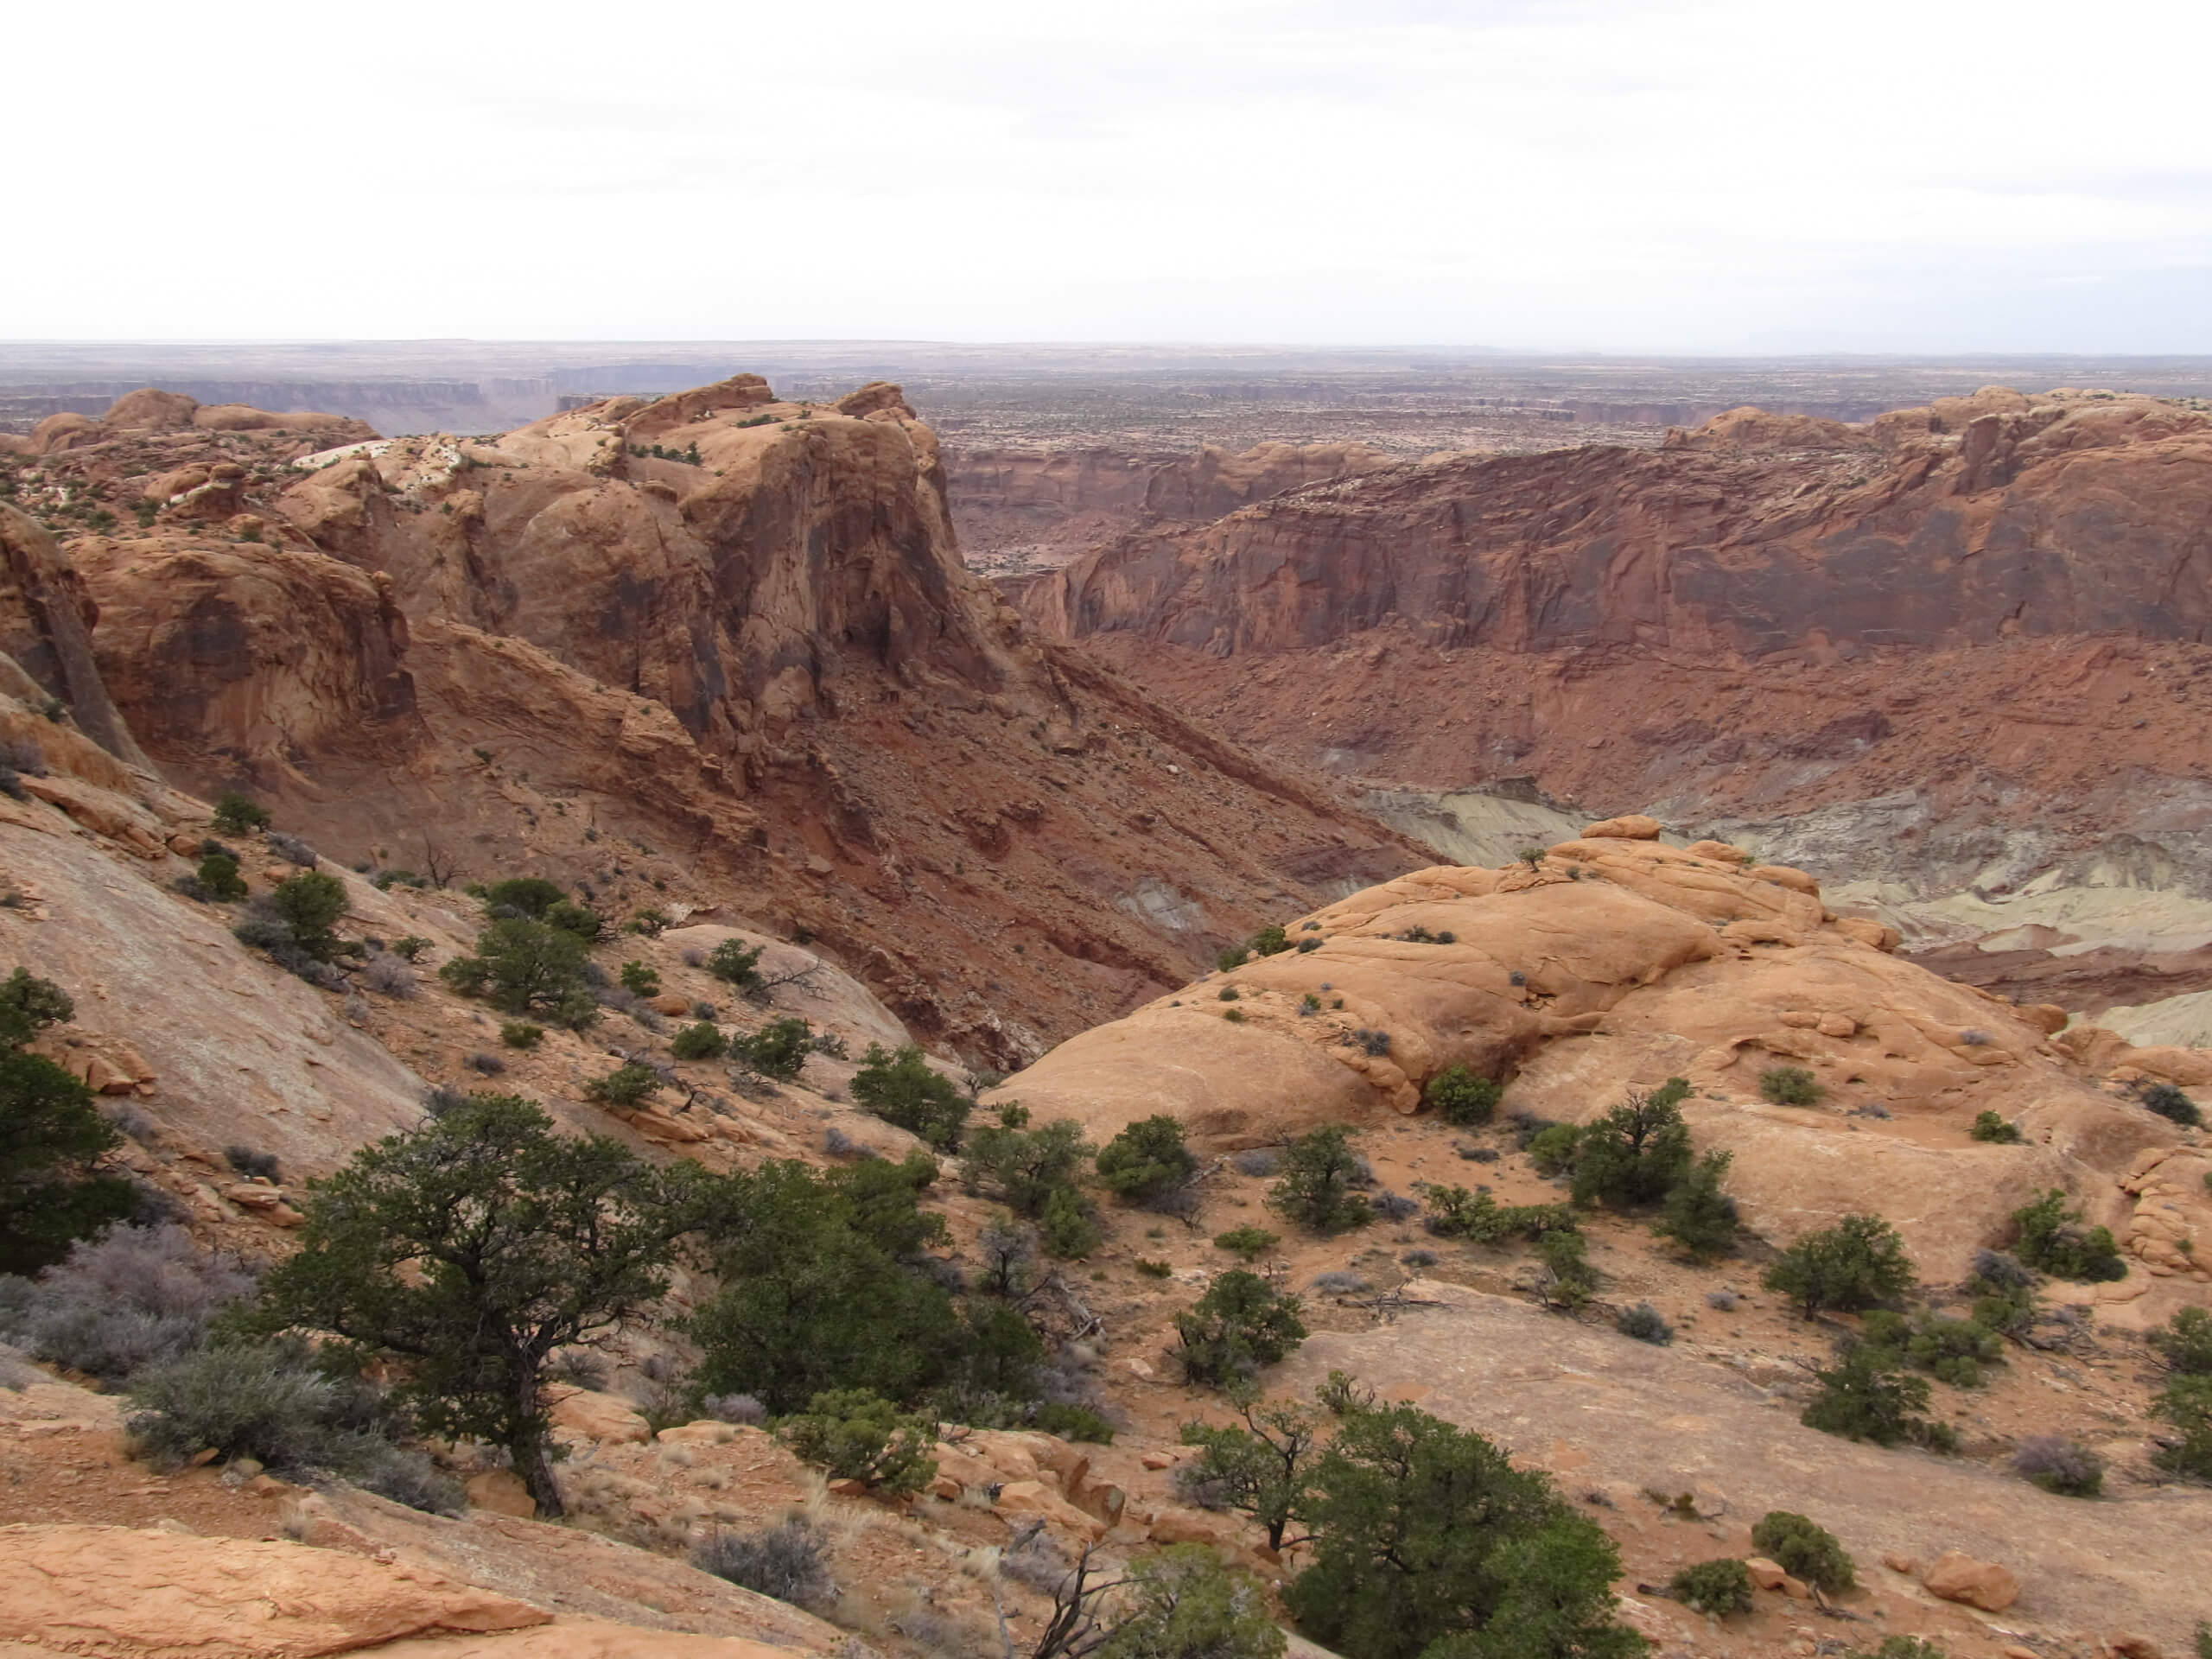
{"left": 10, "top": 0, "right": 2209, "bottom": 352}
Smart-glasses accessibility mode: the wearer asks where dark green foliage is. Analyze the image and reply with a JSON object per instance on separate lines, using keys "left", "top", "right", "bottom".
{"left": 391, "top": 936, "right": 432, "bottom": 961}
{"left": 1669, "top": 1559, "right": 1752, "bottom": 1617}
{"left": 1033, "top": 1401, "right": 1116, "bottom": 1443}
{"left": 1249, "top": 925, "right": 1292, "bottom": 957}
{"left": 1178, "top": 1390, "right": 1320, "bottom": 1550}
{"left": 543, "top": 900, "right": 603, "bottom": 941}
{"left": 685, "top": 1155, "right": 963, "bottom": 1414}
{"left": 1423, "top": 1065, "right": 1502, "bottom": 1128}
{"left": 1041, "top": 1183, "right": 1103, "bottom": 1259}
{"left": 1758, "top": 1065, "right": 1823, "bottom": 1106}
{"left": 1864, "top": 1309, "right": 2003, "bottom": 1389}
{"left": 1283, "top": 1402, "right": 1643, "bottom": 1659}
{"left": 1801, "top": 1341, "right": 1955, "bottom": 1450}
{"left": 499, "top": 1021, "right": 543, "bottom": 1050}
{"left": 2196, "top": 1622, "right": 2212, "bottom": 1659}
{"left": 0, "top": 1015, "right": 136, "bottom": 1274}
{"left": 1571, "top": 1078, "right": 1692, "bottom": 1208}
{"left": 438, "top": 919, "right": 596, "bottom": 1027}
{"left": 779, "top": 1389, "right": 938, "bottom": 1494}
{"left": 2010, "top": 1189, "right": 2127, "bottom": 1281}
{"left": 849, "top": 1043, "right": 969, "bottom": 1149}
{"left": 1654, "top": 1150, "right": 1738, "bottom": 1260}
{"left": 1268, "top": 1126, "right": 1371, "bottom": 1235}
{"left": 2012, "top": 1434, "right": 2104, "bottom": 1497}
{"left": 2152, "top": 1306, "right": 2212, "bottom": 1375}
{"left": 484, "top": 877, "right": 567, "bottom": 918}
{"left": 0, "top": 967, "right": 73, "bottom": 1047}
{"left": 1096, "top": 1115, "right": 1198, "bottom": 1204}
{"left": 211, "top": 791, "right": 270, "bottom": 834}
{"left": 731, "top": 1017, "right": 813, "bottom": 1081}
{"left": 584, "top": 1063, "right": 660, "bottom": 1108}
{"left": 1099, "top": 1546, "right": 1287, "bottom": 1659}
{"left": 1970, "top": 1110, "right": 2024, "bottom": 1143}
{"left": 267, "top": 871, "right": 348, "bottom": 958}
{"left": 1859, "top": 1638, "right": 1947, "bottom": 1659}
{"left": 2154, "top": 1373, "right": 2212, "bottom": 1478}
{"left": 619, "top": 960, "right": 660, "bottom": 997}
{"left": 1424, "top": 1187, "right": 1579, "bottom": 1247}
{"left": 226, "top": 1146, "right": 280, "bottom": 1182}
{"left": 248, "top": 1094, "right": 684, "bottom": 1516}
{"left": 2139, "top": 1082, "right": 2203, "bottom": 1128}
{"left": 1749, "top": 1511, "right": 1855, "bottom": 1594}
{"left": 1762, "top": 1213, "right": 1916, "bottom": 1319}
{"left": 671, "top": 1021, "right": 728, "bottom": 1061}
{"left": 1535, "top": 1229, "right": 1597, "bottom": 1311}
{"left": 195, "top": 852, "right": 247, "bottom": 901}
{"left": 1524, "top": 1122, "right": 1580, "bottom": 1176}
{"left": 1217, "top": 946, "right": 1250, "bottom": 972}
{"left": 706, "top": 938, "right": 765, "bottom": 994}
{"left": 1176, "top": 1269, "right": 1306, "bottom": 1387}
{"left": 964, "top": 1109, "right": 1094, "bottom": 1217}
{"left": 1213, "top": 1224, "right": 1280, "bottom": 1262}
{"left": 1615, "top": 1303, "right": 1672, "bottom": 1344}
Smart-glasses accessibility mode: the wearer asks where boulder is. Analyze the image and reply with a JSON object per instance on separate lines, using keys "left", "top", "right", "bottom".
{"left": 995, "top": 1479, "right": 1107, "bottom": 1541}
{"left": 1923, "top": 1548, "right": 2019, "bottom": 1611}
{"left": 1580, "top": 814, "right": 1662, "bottom": 840}
{"left": 549, "top": 1386, "right": 653, "bottom": 1446}
{"left": 466, "top": 1470, "right": 538, "bottom": 1517}
{"left": 1684, "top": 840, "right": 1751, "bottom": 864}
{"left": 1747, "top": 863, "right": 1821, "bottom": 896}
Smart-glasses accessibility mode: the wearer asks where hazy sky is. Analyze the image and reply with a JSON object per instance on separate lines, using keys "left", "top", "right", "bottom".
{"left": 11, "top": 0, "right": 2209, "bottom": 352}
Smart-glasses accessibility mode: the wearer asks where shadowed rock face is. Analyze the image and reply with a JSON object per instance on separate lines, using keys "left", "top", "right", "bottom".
{"left": 57, "top": 379, "right": 1418, "bottom": 1060}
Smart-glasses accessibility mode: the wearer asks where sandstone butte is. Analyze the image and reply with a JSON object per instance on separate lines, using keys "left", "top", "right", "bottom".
{"left": 4, "top": 379, "right": 1420, "bottom": 1065}
{"left": 3, "top": 379, "right": 2212, "bottom": 1659}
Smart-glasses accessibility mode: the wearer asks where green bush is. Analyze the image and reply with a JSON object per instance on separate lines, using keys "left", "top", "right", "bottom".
{"left": 1859, "top": 1640, "right": 1946, "bottom": 1659}
{"left": 1284, "top": 1402, "right": 1641, "bottom": 1659}
{"left": 1759, "top": 1065, "right": 1823, "bottom": 1106}
{"left": 1249, "top": 925, "right": 1292, "bottom": 957}
{"left": 1616, "top": 1302, "right": 1672, "bottom": 1344}
{"left": 483, "top": 877, "right": 566, "bottom": 918}
{"left": 2154, "top": 1373, "right": 2212, "bottom": 1479}
{"left": 1525, "top": 1122, "right": 1581, "bottom": 1176}
{"left": 1177, "top": 1391, "right": 1321, "bottom": 1551}
{"left": 1096, "top": 1115, "right": 1198, "bottom": 1204}
{"left": 1654, "top": 1149, "right": 1738, "bottom": 1260}
{"left": 706, "top": 938, "right": 765, "bottom": 994}
{"left": 0, "top": 968, "right": 73, "bottom": 1047}
{"left": 1176, "top": 1269, "right": 1306, "bottom": 1387}
{"left": 543, "top": 900, "right": 603, "bottom": 941}
{"left": 268, "top": 871, "right": 348, "bottom": 959}
{"left": 779, "top": 1388, "right": 938, "bottom": 1494}
{"left": 211, "top": 791, "right": 270, "bottom": 835}
{"left": 1535, "top": 1228, "right": 1598, "bottom": 1310}
{"left": 1572, "top": 1078, "right": 1692, "bottom": 1208}
{"left": 1100, "top": 1546, "right": 1286, "bottom": 1659}
{"left": 2011, "top": 1434, "right": 2104, "bottom": 1497}
{"left": 1213, "top": 1224, "right": 1280, "bottom": 1262}
{"left": 391, "top": 935, "right": 431, "bottom": 961}
{"left": 849, "top": 1043, "right": 969, "bottom": 1149}
{"left": 1267, "top": 1126, "right": 1370, "bottom": 1235}
{"left": 438, "top": 919, "right": 596, "bottom": 1027}
{"left": 2011, "top": 1189, "right": 2127, "bottom": 1281}
{"left": 963, "top": 1108, "right": 1093, "bottom": 1217}
{"left": 1762, "top": 1213, "right": 1916, "bottom": 1319}
{"left": 731, "top": 1017, "right": 813, "bottom": 1081}
{"left": 195, "top": 853, "right": 247, "bottom": 901}
{"left": 1669, "top": 1558, "right": 1752, "bottom": 1617}
{"left": 1423, "top": 1064, "right": 1502, "bottom": 1127}
{"left": 1749, "top": 1511, "right": 1855, "bottom": 1594}
{"left": 1969, "top": 1110, "right": 2023, "bottom": 1143}
{"left": 499, "top": 1021, "right": 543, "bottom": 1050}
{"left": 584, "top": 1063, "right": 661, "bottom": 1108}
{"left": 1800, "top": 1341, "right": 1953, "bottom": 1450}
{"left": 1864, "top": 1309, "right": 2003, "bottom": 1389}
{"left": 0, "top": 984, "right": 137, "bottom": 1274}
{"left": 1033, "top": 1401, "right": 1116, "bottom": 1444}
{"left": 2152, "top": 1306, "right": 2212, "bottom": 1376}
{"left": 619, "top": 960, "right": 660, "bottom": 997}
{"left": 2139, "top": 1082, "right": 2203, "bottom": 1128}
{"left": 671, "top": 1021, "right": 728, "bottom": 1061}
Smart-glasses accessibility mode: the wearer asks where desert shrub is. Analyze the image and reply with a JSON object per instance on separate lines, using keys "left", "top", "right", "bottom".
{"left": 1970, "top": 1110, "right": 2024, "bottom": 1143}
{"left": 358, "top": 1444, "right": 465, "bottom": 1516}
{"left": 1177, "top": 1269, "right": 1306, "bottom": 1387}
{"left": 2152, "top": 1306, "right": 2212, "bottom": 1376}
{"left": 1572, "top": 1077, "right": 1693, "bottom": 1208}
{"left": 261, "top": 871, "right": 346, "bottom": 959}
{"left": 1230, "top": 1147, "right": 1281, "bottom": 1178}
{"left": 1749, "top": 1510, "right": 1854, "bottom": 1593}
{"left": 2153, "top": 1373, "right": 2212, "bottom": 1479}
{"left": 706, "top": 938, "right": 765, "bottom": 994}
{"left": 2139, "top": 1082, "right": 2203, "bottom": 1128}
{"left": 1669, "top": 1558, "right": 1752, "bottom": 1617}
{"left": 963, "top": 1108, "right": 1092, "bottom": 1216}
{"left": 671, "top": 1021, "right": 728, "bottom": 1061}
{"left": 438, "top": 919, "right": 596, "bottom": 1027}
{"left": 1535, "top": 1228, "right": 1598, "bottom": 1310}
{"left": 1759, "top": 1065, "right": 1823, "bottom": 1106}
{"left": 727, "top": 1016, "right": 812, "bottom": 1080}
{"left": 266, "top": 832, "right": 319, "bottom": 868}
{"left": 1864, "top": 1309, "right": 2003, "bottom": 1388}
{"left": 1424, "top": 1185, "right": 1509, "bottom": 1243}
{"left": 0, "top": 997, "right": 137, "bottom": 1276}
{"left": 1655, "top": 1149, "right": 1738, "bottom": 1260}
{"left": 2011, "top": 1189, "right": 2127, "bottom": 1281}
{"left": 362, "top": 953, "right": 417, "bottom": 999}
{"left": 541, "top": 900, "right": 601, "bottom": 941}
{"left": 1035, "top": 1183, "right": 1100, "bottom": 1259}
{"left": 1268, "top": 1126, "right": 1371, "bottom": 1235}
{"left": 194, "top": 852, "right": 247, "bottom": 902}
{"left": 1616, "top": 1302, "right": 1673, "bottom": 1344}
{"left": 1033, "top": 1400, "right": 1116, "bottom": 1443}
{"left": 1860, "top": 1639, "right": 1947, "bottom": 1659}
{"left": 1800, "top": 1341, "right": 1955, "bottom": 1451}
{"left": 619, "top": 959, "right": 660, "bottom": 997}
{"left": 1350, "top": 1028, "right": 1392, "bottom": 1058}
{"left": 849, "top": 1043, "right": 968, "bottom": 1149}
{"left": 1763, "top": 1213, "right": 1916, "bottom": 1319}
{"left": 390, "top": 935, "right": 431, "bottom": 961}
{"left": 225, "top": 1146, "right": 280, "bottom": 1182}
{"left": 2012, "top": 1434, "right": 2104, "bottom": 1497}
{"left": 1096, "top": 1115, "right": 1198, "bottom": 1205}
{"left": 692, "top": 1518, "right": 831, "bottom": 1606}
{"left": 1370, "top": 1191, "right": 1419, "bottom": 1223}
{"left": 1525, "top": 1122, "right": 1581, "bottom": 1176}
{"left": 482, "top": 877, "right": 566, "bottom": 918}
{"left": 211, "top": 791, "right": 270, "bottom": 834}
{"left": 1213, "top": 1225, "right": 1280, "bottom": 1262}
{"left": 1100, "top": 1545, "right": 1287, "bottom": 1659}
{"left": 0, "top": 1224, "right": 252, "bottom": 1381}
{"left": 1285, "top": 1401, "right": 1640, "bottom": 1659}
{"left": 126, "top": 1339, "right": 385, "bottom": 1474}
{"left": 1401, "top": 1248, "right": 1439, "bottom": 1269}
{"left": 584, "top": 1063, "right": 660, "bottom": 1108}
{"left": 421, "top": 1084, "right": 468, "bottom": 1118}
{"left": 1423, "top": 1065, "right": 1502, "bottom": 1127}
{"left": 499, "top": 1021, "right": 543, "bottom": 1050}
{"left": 700, "top": 1391, "right": 766, "bottom": 1425}
{"left": 780, "top": 1388, "right": 937, "bottom": 1494}
{"left": 466, "top": 1052, "right": 505, "bottom": 1076}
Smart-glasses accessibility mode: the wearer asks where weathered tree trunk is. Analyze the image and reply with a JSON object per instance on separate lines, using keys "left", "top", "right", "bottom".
{"left": 512, "top": 1365, "right": 563, "bottom": 1518}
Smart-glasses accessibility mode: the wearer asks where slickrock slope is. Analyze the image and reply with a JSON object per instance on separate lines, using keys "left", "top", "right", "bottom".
{"left": 946, "top": 440, "right": 1389, "bottom": 575}
{"left": 989, "top": 821, "right": 2212, "bottom": 1308}
{"left": 6, "top": 381, "right": 1417, "bottom": 1060}
{"left": 1020, "top": 389, "right": 2212, "bottom": 914}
